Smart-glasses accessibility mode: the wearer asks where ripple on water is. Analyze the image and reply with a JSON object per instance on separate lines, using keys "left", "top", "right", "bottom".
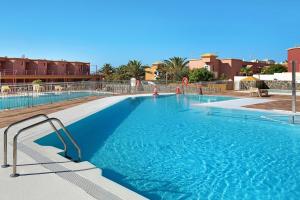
{"left": 37, "top": 95, "right": 300, "bottom": 200}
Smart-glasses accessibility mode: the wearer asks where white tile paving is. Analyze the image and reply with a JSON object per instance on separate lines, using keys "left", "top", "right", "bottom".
{"left": 193, "top": 97, "right": 300, "bottom": 114}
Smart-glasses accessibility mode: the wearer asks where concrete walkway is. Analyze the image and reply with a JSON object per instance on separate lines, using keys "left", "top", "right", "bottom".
{"left": 193, "top": 97, "right": 300, "bottom": 115}
{"left": 193, "top": 97, "right": 274, "bottom": 111}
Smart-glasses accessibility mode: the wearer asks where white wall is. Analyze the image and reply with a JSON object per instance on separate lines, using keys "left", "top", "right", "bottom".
{"left": 253, "top": 72, "right": 300, "bottom": 82}
{"left": 233, "top": 76, "right": 247, "bottom": 90}
{"left": 234, "top": 73, "right": 300, "bottom": 90}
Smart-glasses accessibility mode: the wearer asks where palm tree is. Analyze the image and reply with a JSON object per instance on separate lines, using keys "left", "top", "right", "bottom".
{"left": 126, "top": 60, "right": 146, "bottom": 80}
{"left": 100, "top": 63, "right": 114, "bottom": 80}
{"left": 163, "top": 57, "right": 189, "bottom": 81}
{"left": 114, "top": 65, "right": 131, "bottom": 80}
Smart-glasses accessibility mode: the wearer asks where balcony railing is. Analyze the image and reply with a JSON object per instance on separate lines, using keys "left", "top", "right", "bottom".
{"left": 0, "top": 69, "right": 17, "bottom": 75}
{"left": 0, "top": 69, "right": 90, "bottom": 76}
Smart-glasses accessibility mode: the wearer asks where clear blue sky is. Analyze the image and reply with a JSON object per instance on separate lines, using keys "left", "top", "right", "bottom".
{"left": 0, "top": 0, "right": 299, "bottom": 71}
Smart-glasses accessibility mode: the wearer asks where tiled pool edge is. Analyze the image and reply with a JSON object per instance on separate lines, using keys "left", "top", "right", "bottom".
{"left": 18, "top": 143, "right": 123, "bottom": 200}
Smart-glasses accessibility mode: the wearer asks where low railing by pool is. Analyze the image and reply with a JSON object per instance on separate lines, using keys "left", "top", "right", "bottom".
{"left": 0, "top": 80, "right": 231, "bottom": 111}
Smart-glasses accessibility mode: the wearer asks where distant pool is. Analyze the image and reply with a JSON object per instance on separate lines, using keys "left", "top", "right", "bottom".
{"left": 37, "top": 95, "right": 300, "bottom": 199}
{"left": 0, "top": 91, "right": 103, "bottom": 110}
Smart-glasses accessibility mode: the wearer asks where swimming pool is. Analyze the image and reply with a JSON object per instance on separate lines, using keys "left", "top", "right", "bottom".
{"left": 37, "top": 95, "right": 300, "bottom": 199}
{"left": 0, "top": 91, "right": 103, "bottom": 110}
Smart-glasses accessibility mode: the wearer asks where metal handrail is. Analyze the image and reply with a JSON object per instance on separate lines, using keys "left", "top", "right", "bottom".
{"left": 2, "top": 114, "right": 67, "bottom": 168}
{"left": 10, "top": 117, "right": 81, "bottom": 177}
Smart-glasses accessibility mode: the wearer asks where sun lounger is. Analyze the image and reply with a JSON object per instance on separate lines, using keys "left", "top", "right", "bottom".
{"left": 249, "top": 87, "right": 268, "bottom": 97}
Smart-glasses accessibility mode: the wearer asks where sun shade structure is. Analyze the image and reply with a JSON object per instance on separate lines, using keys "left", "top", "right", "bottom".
{"left": 1, "top": 85, "right": 11, "bottom": 93}
{"left": 241, "top": 76, "right": 259, "bottom": 81}
{"left": 201, "top": 53, "right": 218, "bottom": 58}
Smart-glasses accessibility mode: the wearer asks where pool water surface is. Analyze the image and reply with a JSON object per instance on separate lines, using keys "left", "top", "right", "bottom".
{"left": 37, "top": 95, "right": 300, "bottom": 199}
{"left": 0, "top": 91, "right": 101, "bottom": 110}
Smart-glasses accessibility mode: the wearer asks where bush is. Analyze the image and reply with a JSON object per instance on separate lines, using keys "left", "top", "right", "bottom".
{"left": 32, "top": 79, "right": 42, "bottom": 85}
{"left": 240, "top": 66, "right": 253, "bottom": 76}
{"left": 261, "top": 64, "right": 287, "bottom": 74}
{"left": 189, "top": 68, "right": 214, "bottom": 82}
{"left": 219, "top": 73, "right": 228, "bottom": 80}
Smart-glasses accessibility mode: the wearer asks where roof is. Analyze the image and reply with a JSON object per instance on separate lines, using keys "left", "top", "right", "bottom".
{"left": 0, "top": 56, "right": 89, "bottom": 64}
{"left": 288, "top": 46, "right": 300, "bottom": 51}
{"left": 201, "top": 53, "right": 217, "bottom": 58}
{"left": 152, "top": 61, "right": 164, "bottom": 65}
{"left": 221, "top": 58, "right": 243, "bottom": 61}
{"left": 241, "top": 76, "right": 259, "bottom": 81}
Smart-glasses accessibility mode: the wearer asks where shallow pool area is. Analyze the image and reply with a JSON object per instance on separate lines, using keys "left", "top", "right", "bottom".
{"left": 36, "top": 95, "right": 300, "bottom": 199}
{"left": 0, "top": 91, "right": 103, "bottom": 110}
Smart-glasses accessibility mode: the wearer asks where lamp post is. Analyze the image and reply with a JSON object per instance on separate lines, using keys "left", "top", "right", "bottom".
{"left": 291, "top": 60, "right": 297, "bottom": 123}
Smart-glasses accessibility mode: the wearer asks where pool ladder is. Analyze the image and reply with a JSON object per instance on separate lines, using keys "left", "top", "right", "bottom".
{"left": 1, "top": 114, "right": 82, "bottom": 177}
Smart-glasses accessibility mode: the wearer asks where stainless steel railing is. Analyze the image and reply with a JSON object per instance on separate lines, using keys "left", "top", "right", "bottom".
{"left": 1, "top": 115, "right": 82, "bottom": 177}
{"left": 10, "top": 117, "right": 82, "bottom": 177}
{"left": 2, "top": 114, "right": 68, "bottom": 168}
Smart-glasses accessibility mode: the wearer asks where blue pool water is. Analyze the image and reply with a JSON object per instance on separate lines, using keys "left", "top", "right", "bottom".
{"left": 0, "top": 91, "right": 100, "bottom": 110}
{"left": 36, "top": 95, "right": 300, "bottom": 199}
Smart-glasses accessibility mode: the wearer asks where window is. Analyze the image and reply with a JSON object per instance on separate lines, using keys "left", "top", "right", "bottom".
{"left": 204, "top": 64, "right": 211, "bottom": 71}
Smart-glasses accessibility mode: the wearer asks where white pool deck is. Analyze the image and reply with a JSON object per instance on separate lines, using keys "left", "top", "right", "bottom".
{"left": 193, "top": 98, "right": 273, "bottom": 111}
{"left": 193, "top": 97, "right": 300, "bottom": 115}
{"left": 0, "top": 94, "right": 297, "bottom": 200}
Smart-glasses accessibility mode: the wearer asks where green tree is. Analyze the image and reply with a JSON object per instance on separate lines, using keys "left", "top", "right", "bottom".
{"left": 112, "top": 65, "right": 131, "bottom": 80}
{"left": 32, "top": 79, "right": 43, "bottom": 85}
{"left": 261, "top": 64, "right": 287, "bottom": 74}
{"left": 100, "top": 63, "right": 115, "bottom": 80}
{"left": 126, "top": 60, "right": 147, "bottom": 80}
{"left": 219, "top": 73, "right": 228, "bottom": 80}
{"left": 188, "top": 68, "right": 214, "bottom": 82}
{"left": 240, "top": 66, "right": 253, "bottom": 76}
{"left": 163, "top": 57, "right": 189, "bottom": 81}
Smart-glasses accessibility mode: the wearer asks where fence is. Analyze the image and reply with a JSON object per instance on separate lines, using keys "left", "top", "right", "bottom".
{"left": 0, "top": 80, "right": 231, "bottom": 111}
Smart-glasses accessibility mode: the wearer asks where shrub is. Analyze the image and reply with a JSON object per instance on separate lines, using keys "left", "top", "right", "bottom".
{"left": 32, "top": 79, "right": 42, "bottom": 85}
{"left": 261, "top": 64, "right": 287, "bottom": 74}
{"left": 189, "top": 68, "right": 214, "bottom": 82}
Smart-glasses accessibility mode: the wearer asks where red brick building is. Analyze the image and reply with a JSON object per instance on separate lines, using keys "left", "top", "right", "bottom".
{"left": 288, "top": 47, "right": 300, "bottom": 72}
{"left": 189, "top": 53, "right": 269, "bottom": 79}
{"left": 0, "top": 57, "right": 101, "bottom": 83}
